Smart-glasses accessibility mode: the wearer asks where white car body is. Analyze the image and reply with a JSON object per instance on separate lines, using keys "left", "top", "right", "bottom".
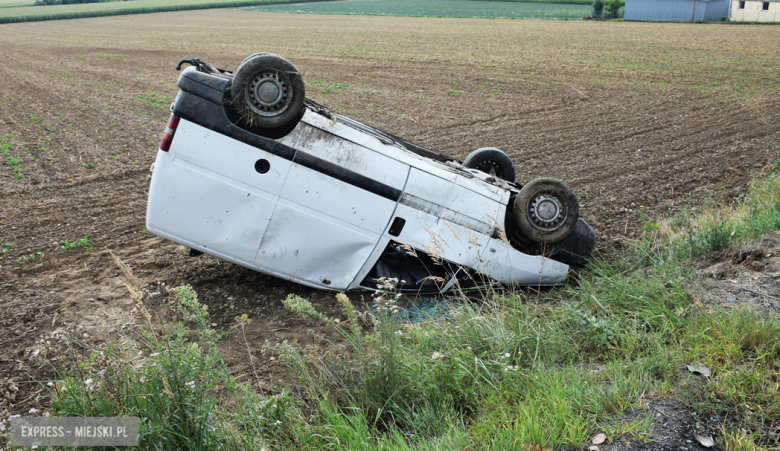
{"left": 146, "top": 65, "right": 589, "bottom": 293}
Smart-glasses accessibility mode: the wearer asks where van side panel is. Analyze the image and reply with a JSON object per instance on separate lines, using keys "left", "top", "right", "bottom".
{"left": 255, "top": 143, "right": 409, "bottom": 291}
{"left": 146, "top": 119, "right": 291, "bottom": 264}
{"left": 256, "top": 201, "right": 379, "bottom": 290}
{"left": 171, "top": 120, "right": 291, "bottom": 197}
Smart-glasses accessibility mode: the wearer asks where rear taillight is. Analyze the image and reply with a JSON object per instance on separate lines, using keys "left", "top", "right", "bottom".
{"left": 159, "top": 114, "right": 180, "bottom": 152}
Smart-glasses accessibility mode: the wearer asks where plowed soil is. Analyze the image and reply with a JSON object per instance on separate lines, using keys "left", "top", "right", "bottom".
{"left": 1, "top": 11, "right": 779, "bottom": 424}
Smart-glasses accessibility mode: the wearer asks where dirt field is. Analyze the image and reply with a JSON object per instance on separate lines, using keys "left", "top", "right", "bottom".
{"left": 1, "top": 11, "right": 779, "bottom": 425}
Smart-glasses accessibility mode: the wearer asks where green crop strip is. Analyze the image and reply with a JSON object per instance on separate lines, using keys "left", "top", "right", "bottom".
{"left": 242, "top": 0, "right": 592, "bottom": 20}
{"left": 0, "top": 0, "right": 336, "bottom": 23}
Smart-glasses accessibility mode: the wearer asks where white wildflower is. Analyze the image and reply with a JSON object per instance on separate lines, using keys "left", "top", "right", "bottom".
{"left": 185, "top": 381, "right": 196, "bottom": 387}
{"left": 84, "top": 378, "right": 99, "bottom": 390}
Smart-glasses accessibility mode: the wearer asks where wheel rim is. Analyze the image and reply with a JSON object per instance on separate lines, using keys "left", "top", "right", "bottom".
{"left": 245, "top": 70, "right": 292, "bottom": 117}
{"left": 528, "top": 194, "right": 565, "bottom": 232}
{"left": 475, "top": 160, "right": 503, "bottom": 179}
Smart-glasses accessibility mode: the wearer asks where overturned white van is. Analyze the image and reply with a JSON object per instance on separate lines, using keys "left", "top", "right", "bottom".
{"left": 145, "top": 54, "right": 595, "bottom": 294}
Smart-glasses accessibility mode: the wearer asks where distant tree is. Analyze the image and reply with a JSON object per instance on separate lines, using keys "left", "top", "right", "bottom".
{"left": 605, "top": 0, "right": 625, "bottom": 18}
{"left": 592, "top": 0, "right": 604, "bottom": 18}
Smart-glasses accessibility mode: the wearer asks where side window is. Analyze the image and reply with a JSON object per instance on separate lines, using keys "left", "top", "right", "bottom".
{"left": 738, "top": 1, "right": 745, "bottom": 9}
{"left": 762, "top": 2, "right": 769, "bottom": 10}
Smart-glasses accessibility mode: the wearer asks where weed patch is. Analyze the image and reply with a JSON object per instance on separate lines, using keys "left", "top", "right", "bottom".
{"left": 61, "top": 235, "right": 93, "bottom": 251}
{"left": 50, "top": 279, "right": 294, "bottom": 450}
{"left": 15, "top": 251, "right": 43, "bottom": 263}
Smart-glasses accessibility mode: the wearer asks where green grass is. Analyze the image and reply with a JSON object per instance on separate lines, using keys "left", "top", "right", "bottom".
{"left": 242, "top": 0, "right": 593, "bottom": 20}
{"left": 0, "top": 0, "right": 335, "bottom": 22}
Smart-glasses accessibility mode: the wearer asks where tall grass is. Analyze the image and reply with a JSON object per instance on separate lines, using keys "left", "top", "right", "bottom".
{"left": 49, "top": 285, "right": 296, "bottom": 450}
{"left": 273, "top": 265, "right": 684, "bottom": 449}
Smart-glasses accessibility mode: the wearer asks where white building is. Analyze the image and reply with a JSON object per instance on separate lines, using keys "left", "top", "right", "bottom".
{"left": 730, "top": 0, "right": 780, "bottom": 22}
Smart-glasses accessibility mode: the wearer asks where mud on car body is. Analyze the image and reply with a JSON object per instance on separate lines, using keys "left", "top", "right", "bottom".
{"left": 145, "top": 54, "right": 595, "bottom": 294}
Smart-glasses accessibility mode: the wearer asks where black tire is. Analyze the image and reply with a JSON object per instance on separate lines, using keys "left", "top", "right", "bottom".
{"left": 547, "top": 219, "right": 595, "bottom": 268}
{"left": 513, "top": 178, "right": 579, "bottom": 244}
{"left": 240, "top": 52, "right": 270, "bottom": 66}
{"left": 462, "top": 147, "right": 516, "bottom": 182}
{"left": 231, "top": 53, "right": 305, "bottom": 129}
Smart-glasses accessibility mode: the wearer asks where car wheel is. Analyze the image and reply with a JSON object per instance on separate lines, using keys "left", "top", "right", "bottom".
{"left": 513, "top": 178, "right": 579, "bottom": 244}
{"left": 231, "top": 53, "right": 305, "bottom": 129}
{"left": 240, "top": 52, "right": 270, "bottom": 66}
{"left": 462, "top": 147, "right": 516, "bottom": 182}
